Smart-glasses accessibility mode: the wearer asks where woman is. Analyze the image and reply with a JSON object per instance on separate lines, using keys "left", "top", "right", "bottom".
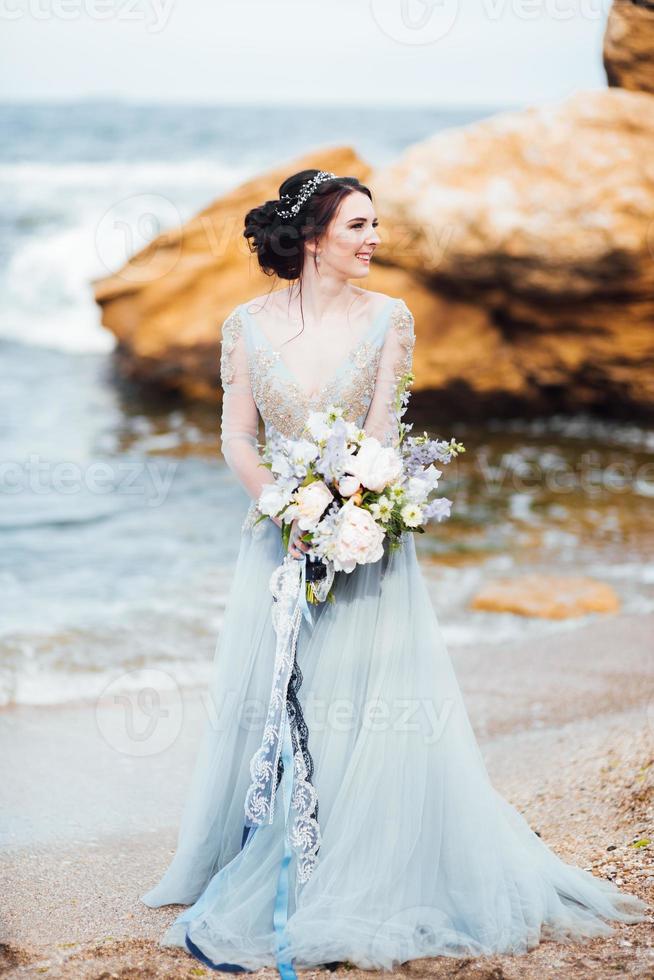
{"left": 141, "top": 170, "right": 648, "bottom": 976}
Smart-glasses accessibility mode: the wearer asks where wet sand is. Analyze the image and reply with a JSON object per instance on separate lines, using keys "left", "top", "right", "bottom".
{"left": 1, "top": 611, "right": 652, "bottom": 978}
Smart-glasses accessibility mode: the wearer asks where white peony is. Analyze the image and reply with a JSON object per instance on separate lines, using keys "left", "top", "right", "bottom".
{"left": 337, "top": 474, "right": 361, "bottom": 497}
{"left": 346, "top": 437, "right": 403, "bottom": 493}
{"left": 259, "top": 481, "right": 294, "bottom": 517}
{"left": 283, "top": 480, "right": 334, "bottom": 531}
{"left": 331, "top": 500, "right": 385, "bottom": 573}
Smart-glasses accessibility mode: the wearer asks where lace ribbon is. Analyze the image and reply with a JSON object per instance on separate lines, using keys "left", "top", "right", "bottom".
{"left": 241, "top": 553, "right": 323, "bottom": 876}
{"left": 240, "top": 550, "right": 336, "bottom": 977}
{"left": 238, "top": 553, "right": 329, "bottom": 978}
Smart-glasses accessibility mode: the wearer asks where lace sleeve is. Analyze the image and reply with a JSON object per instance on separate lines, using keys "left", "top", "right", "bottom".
{"left": 220, "top": 308, "right": 276, "bottom": 502}
{"left": 363, "top": 299, "right": 415, "bottom": 449}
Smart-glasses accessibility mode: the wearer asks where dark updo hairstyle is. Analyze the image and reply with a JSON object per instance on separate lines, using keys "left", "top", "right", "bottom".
{"left": 243, "top": 170, "right": 373, "bottom": 333}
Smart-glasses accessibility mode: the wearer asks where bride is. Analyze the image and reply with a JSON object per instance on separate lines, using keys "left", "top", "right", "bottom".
{"left": 140, "top": 169, "right": 648, "bottom": 976}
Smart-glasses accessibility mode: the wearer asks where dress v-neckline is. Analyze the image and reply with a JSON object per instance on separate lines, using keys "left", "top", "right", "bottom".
{"left": 240, "top": 296, "right": 396, "bottom": 403}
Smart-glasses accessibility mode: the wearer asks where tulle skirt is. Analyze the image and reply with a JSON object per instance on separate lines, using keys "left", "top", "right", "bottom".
{"left": 140, "top": 514, "right": 648, "bottom": 971}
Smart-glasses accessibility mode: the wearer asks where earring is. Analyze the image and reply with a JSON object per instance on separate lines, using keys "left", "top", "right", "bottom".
{"left": 316, "top": 253, "right": 321, "bottom": 265}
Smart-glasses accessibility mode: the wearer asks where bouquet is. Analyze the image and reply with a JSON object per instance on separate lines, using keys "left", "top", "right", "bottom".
{"left": 253, "top": 378, "right": 465, "bottom": 604}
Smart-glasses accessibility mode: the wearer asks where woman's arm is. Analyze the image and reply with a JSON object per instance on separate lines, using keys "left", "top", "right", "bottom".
{"left": 219, "top": 309, "right": 309, "bottom": 555}
{"left": 219, "top": 309, "right": 277, "bottom": 502}
{"left": 363, "top": 299, "right": 415, "bottom": 449}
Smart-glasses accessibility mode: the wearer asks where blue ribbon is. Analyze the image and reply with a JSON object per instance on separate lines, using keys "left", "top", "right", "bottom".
{"left": 272, "top": 705, "right": 298, "bottom": 980}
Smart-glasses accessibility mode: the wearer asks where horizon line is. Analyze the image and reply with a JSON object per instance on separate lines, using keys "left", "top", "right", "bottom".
{"left": 0, "top": 95, "right": 540, "bottom": 112}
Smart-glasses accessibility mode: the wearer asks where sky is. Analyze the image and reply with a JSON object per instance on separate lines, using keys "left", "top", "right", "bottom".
{"left": 1, "top": 0, "right": 612, "bottom": 107}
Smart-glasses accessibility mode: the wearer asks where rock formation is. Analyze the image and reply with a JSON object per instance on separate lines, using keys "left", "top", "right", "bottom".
{"left": 93, "top": 93, "right": 654, "bottom": 420}
{"left": 604, "top": 0, "right": 654, "bottom": 95}
{"left": 470, "top": 574, "right": 620, "bottom": 619}
{"left": 370, "top": 89, "right": 654, "bottom": 419}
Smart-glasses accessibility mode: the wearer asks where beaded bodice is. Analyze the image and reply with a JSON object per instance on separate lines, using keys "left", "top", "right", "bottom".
{"left": 219, "top": 295, "right": 416, "bottom": 532}
{"left": 221, "top": 296, "right": 414, "bottom": 442}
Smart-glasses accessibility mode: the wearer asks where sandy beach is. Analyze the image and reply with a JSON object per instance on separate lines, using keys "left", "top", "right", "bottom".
{"left": 1, "top": 604, "right": 652, "bottom": 979}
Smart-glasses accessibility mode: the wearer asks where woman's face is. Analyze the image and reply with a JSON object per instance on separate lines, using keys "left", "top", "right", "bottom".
{"left": 314, "top": 191, "right": 382, "bottom": 280}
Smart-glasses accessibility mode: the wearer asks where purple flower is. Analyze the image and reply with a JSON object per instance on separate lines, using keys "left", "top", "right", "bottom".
{"left": 423, "top": 497, "right": 452, "bottom": 522}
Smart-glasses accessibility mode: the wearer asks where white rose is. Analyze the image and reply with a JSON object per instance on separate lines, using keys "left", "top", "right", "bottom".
{"left": 337, "top": 474, "right": 361, "bottom": 497}
{"left": 287, "top": 480, "right": 334, "bottom": 531}
{"left": 347, "top": 437, "right": 403, "bottom": 493}
{"left": 258, "top": 482, "right": 294, "bottom": 517}
{"left": 332, "top": 500, "right": 385, "bottom": 573}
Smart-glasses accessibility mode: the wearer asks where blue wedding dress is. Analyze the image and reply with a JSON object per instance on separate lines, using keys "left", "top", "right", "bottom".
{"left": 140, "top": 294, "right": 648, "bottom": 975}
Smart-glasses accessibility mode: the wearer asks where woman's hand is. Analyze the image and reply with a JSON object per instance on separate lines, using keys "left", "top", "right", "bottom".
{"left": 287, "top": 518, "right": 311, "bottom": 560}
{"left": 268, "top": 515, "right": 310, "bottom": 559}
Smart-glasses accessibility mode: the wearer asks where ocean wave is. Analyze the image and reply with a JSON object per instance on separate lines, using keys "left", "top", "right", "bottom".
{"left": 0, "top": 220, "right": 116, "bottom": 351}
{"left": 0, "top": 154, "right": 259, "bottom": 351}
